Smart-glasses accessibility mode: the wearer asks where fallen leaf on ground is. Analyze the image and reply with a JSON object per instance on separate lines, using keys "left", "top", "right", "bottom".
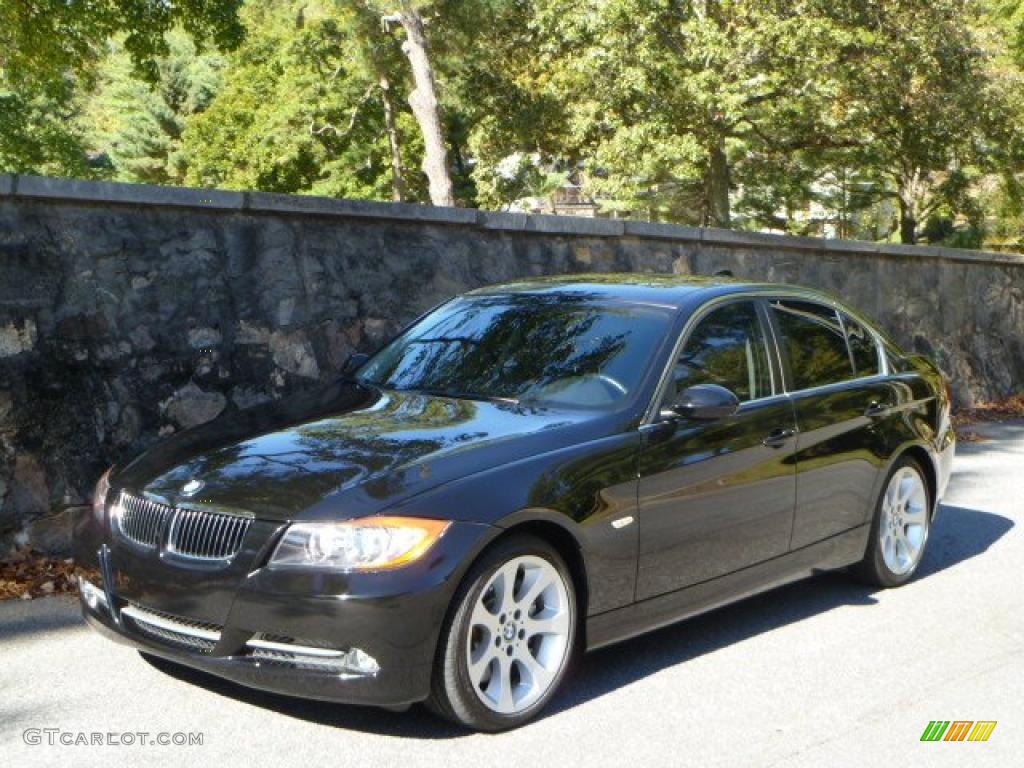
{"left": 0, "top": 546, "right": 77, "bottom": 601}
{"left": 954, "top": 393, "right": 1024, "bottom": 428}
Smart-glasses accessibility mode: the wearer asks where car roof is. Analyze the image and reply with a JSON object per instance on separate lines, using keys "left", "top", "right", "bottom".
{"left": 465, "top": 273, "right": 800, "bottom": 309}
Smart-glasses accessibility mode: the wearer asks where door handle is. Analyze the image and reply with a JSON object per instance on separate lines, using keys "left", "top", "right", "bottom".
{"left": 762, "top": 428, "right": 796, "bottom": 448}
{"left": 864, "top": 401, "right": 890, "bottom": 419}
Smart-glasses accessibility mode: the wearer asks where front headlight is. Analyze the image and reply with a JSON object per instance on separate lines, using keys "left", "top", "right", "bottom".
{"left": 93, "top": 467, "right": 113, "bottom": 521}
{"left": 268, "top": 516, "right": 451, "bottom": 571}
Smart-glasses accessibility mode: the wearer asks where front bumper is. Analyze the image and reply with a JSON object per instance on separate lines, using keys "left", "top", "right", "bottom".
{"left": 75, "top": 516, "right": 495, "bottom": 709}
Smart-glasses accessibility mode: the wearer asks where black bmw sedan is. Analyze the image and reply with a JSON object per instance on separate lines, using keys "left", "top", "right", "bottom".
{"left": 74, "top": 274, "right": 955, "bottom": 731}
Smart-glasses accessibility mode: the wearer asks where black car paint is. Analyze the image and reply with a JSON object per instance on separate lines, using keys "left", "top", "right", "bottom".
{"left": 636, "top": 393, "right": 798, "bottom": 599}
{"left": 121, "top": 392, "right": 610, "bottom": 523}
{"left": 74, "top": 276, "right": 955, "bottom": 709}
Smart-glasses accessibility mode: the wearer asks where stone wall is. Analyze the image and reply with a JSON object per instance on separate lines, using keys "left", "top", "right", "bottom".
{"left": 1, "top": 174, "right": 1022, "bottom": 552}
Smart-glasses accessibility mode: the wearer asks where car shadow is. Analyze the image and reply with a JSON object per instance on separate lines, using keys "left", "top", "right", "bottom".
{"left": 549, "top": 502, "right": 1013, "bottom": 718}
{"left": 142, "top": 501, "right": 1013, "bottom": 738}
{"left": 0, "top": 596, "right": 86, "bottom": 645}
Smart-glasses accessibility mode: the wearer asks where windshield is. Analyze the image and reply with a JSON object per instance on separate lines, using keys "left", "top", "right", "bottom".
{"left": 356, "top": 293, "right": 674, "bottom": 409}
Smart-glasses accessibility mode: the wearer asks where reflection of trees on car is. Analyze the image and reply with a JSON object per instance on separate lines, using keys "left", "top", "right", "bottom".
{"left": 294, "top": 395, "right": 481, "bottom": 500}
{"left": 359, "top": 293, "right": 672, "bottom": 405}
{"left": 771, "top": 301, "right": 854, "bottom": 390}
{"left": 156, "top": 394, "right": 482, "bottom": 505}
{"left": 672, "top": 302, "right": 771, "bottom": 402}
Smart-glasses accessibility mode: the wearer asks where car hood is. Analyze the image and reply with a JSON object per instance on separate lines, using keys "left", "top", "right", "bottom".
{"left": 113, "top": 380, "right": 600, "bottom": 522}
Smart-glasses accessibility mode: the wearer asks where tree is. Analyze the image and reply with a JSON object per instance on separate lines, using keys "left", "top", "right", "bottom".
{"left": 82, "top": 33, "right": 225, "bottom": 185}
{"left": 824, "top": 0, "right": 1013, "bottom": 243}
{"left": 376, "top": 1, "right": 455, "bottom": 205}
{"left": 524, "top": 0, "right": 858, "bottom": 227}
{"left": 5, "top": 0, "right": 1024, "bottom": 249}
{"left": 0, "top": 78, "right": 91, "bottom": 176}
{"left": 340, "top": 2, "right": 416, "bottom": 202}
{"left": 973, "top": 0, "right": 1024, "bottom": 247}
{"left": 992, "top": 0, "right": 1024, "bottom": 62}
{"left": 0, "top": 0, "right": 243, "bottom": 175}
{"left": 429, "top": 0, "right": 566, "bottom": 209}
{"left": 183, "top": 0, "right": 425, "bottom": 200}
{"left": 0, "top": 1, "right": 242, "bottom": 89}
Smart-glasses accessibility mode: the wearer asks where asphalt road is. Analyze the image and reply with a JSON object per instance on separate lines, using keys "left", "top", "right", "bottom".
{"left": 2, "top": 422, "right": 1022, "bottom": 768}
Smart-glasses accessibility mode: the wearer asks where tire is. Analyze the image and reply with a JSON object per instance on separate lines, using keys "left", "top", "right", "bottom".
{"left": 851, "top": 456, "right": 932, "bottom": 588}
{"left": 426, "top": 533, "right": 578, "bottom": 731}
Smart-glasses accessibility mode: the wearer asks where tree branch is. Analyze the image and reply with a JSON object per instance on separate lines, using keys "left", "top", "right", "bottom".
{"left": 732, "top": 117, "right": 865, "bottom": 151}
{"left": 309, "top": 83, "right": 377, "bottom": 139}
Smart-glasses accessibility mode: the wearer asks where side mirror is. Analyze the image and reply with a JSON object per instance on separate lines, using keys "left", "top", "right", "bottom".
{"left": 661, "top": 383, "right": 740, "bottom": 421}
{"left": 342, "top": 352, "right": 369, "bottom": 376}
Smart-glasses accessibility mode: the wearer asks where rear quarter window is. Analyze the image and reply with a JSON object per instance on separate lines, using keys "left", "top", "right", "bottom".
{"left": 882, "top": 340, "right": 913, "bottom": 373}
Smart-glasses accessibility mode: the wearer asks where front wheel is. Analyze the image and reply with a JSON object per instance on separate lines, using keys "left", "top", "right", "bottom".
{"left": 852, "top": 456, "right": 932, "bottom": 587}
{"left": 426, "top": 534, "right": 577, "bottom": 731}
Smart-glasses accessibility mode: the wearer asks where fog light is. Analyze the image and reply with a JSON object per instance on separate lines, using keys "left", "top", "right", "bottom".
{"left": 78, "top": 577, "right": 108, "bottom": 611}
{"left": 342, "top": 648, "right": 380, "bottom": 676}
{"left": 245, "top": 634, "right": 380, "bottom": 676}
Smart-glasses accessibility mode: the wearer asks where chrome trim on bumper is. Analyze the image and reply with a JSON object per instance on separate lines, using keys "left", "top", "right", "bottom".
{"left": 245, "top": 634, "right": 345, "bottom": 659}
{"left": 120, "top": 604, "right": 222, "bottom": 652}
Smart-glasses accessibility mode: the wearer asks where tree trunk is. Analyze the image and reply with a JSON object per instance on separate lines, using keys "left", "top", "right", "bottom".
{"left": 896, "top": 167, "right": 931, "bottom": 244}
{"left": 704, "top": 137, "right": 731, "bottom": 228}
{"left": 391, "top": 3, "right": 454, "bottom": 206}
{"left": 898, "top": 198, "right": 917, "bottom": 244}
{"left": 379, "top": 76, "right": 407, "bottom": 203}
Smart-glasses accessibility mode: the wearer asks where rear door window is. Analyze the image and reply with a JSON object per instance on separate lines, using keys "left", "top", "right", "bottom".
{"left": 842, "top": 314, "right": 880, "bottom": 377}
{"left": 770, "top": 299, "right": 855, "bottom": 390}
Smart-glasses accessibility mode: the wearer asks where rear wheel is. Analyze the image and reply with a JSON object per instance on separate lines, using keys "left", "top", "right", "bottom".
{"left": 852, "top": 456, "right": 931, "bottom": 587}
{"left": 426, "top": 534, "right": 577, "bottom": 731}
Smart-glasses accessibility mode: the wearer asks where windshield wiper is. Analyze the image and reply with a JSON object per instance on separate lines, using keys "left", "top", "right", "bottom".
{"left": 410, "top": 388, "right": 519, "bottom": 405}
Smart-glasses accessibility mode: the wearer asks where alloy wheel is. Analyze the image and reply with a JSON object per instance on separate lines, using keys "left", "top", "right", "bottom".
{"left": 465, "top": 555, "right": 572, "bottom": 715}
{"left": 878, "top": 466, "right": 929, "bottom": 575}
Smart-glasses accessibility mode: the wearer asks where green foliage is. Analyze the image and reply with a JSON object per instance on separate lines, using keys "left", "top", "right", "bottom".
{"left": 0, "top": 0, "right": 242, "bottom": 176}
{"left": 472, "top": 150, "right": 569, "bottom": 210}
{"left": 182, "top": 0, "right": 424, "bottom": 199}
{"left": 81, "top": 33, "right": 225, "bottom": 184}
{"left": 427, "top": 0, "right": 567, "bottom": 208}
{"left": 0, "top": 79, "right": 91, "bottom": 176}
{"left": 814, "top": 0, "right": 1005, "bottom": 242}
{"left": 990, "top": 0, "right": 1024, "bottom": 62}
{"left": 0, "top": 0, "right": 243, "bottom": 91}
{"left": 514, "top": 1, "right": 872, "bottom": 226}
{"left": 3, "top": 0, "right": 1024, "bottom": 249}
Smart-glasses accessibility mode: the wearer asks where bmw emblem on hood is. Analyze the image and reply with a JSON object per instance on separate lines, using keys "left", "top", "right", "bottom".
{"left": 180, "top": 479, "right": 204, "bottom": 497}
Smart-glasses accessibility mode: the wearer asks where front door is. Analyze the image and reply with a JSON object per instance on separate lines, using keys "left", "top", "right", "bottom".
{"left": 636, "top": 299, "right": 797, "bottom": 600}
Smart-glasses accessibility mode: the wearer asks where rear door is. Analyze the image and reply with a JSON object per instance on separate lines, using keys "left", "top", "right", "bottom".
{"left": 766, "top": 298, "right": 892, "bottom": 549}
{"left": 635, "top": 298, "right": 797, "bottom": 600}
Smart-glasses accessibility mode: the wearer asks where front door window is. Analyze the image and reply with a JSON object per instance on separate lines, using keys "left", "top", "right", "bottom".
{"left": 668, "top": 300, "right": 773, "bottom": 403}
